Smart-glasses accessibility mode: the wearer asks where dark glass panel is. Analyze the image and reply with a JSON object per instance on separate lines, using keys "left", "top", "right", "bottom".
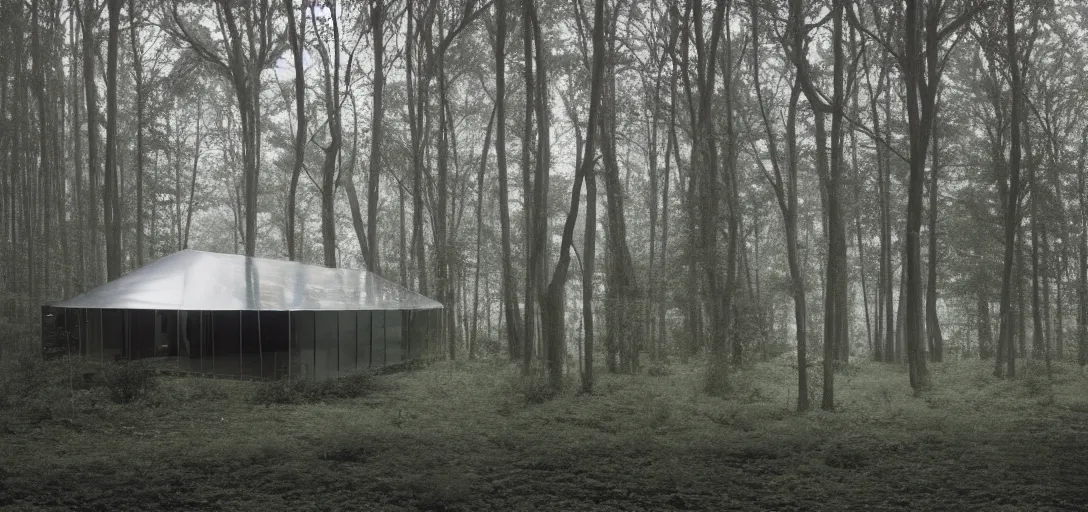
{"left": 260, "top": 311, "right": 290, "bottom": 379}
{"left": 338, "top": 311, "right": 357, "bottom": 373}
{"left": 385, "top": 311, "right": 402, "bottom": 365}
{"left": 293, "top": 311, "right": 316, "bottom": 379}
{"left": 240, "top": 310, "right": 262, "bottom": 378}
{"left": 102, "top": 309, "right": 125, "bottom": 363}
{"left": 128, "top": 309, "right": 157, "bottom": 362}
{"left": 356, "top": 311, "right": 371, "bottom": 368}
{"left": 314, "top": 311, "right": 338, "bottom": 380}
{"left": 371, "top": 310, "right": 385, "bottom": 367}
{"left": 210, "top": 311, "right": 242, "bottom": 377}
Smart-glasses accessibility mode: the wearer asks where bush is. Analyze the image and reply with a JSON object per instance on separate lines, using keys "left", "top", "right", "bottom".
{"left": 646, "top": 362, "right": 671, "bottom": 377}
{"left": 0, "top": 349, "right": 55, "bottom": 411}
{"left": 512, "top": 372, "right": 560, "bottom": 404}
{"left": 252, "top": 372, "right": 379, "bottom": 406}
{"left": 100, "top": 362, "right": 158, "bottom": 404}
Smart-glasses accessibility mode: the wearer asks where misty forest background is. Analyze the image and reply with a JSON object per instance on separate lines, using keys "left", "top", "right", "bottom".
{"left": 3, "top": 0, "right": 1088, "bottom": 408}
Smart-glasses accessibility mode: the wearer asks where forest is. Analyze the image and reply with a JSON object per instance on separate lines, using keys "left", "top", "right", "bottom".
{"left": 2, "top": 0, "right": 1088, "bottom": 509}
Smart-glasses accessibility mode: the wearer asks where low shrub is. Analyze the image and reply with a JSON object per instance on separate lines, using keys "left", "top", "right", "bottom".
{"left": 646, "top": 363, "right": 671, "bottom": 377}
{"left": 252, "top": 371, "right": 379, "bottom": 406}
{"left": 512, "top": 372, "right": 560, "bottom": 404}
{"left": 99, "top": 362, "right": 158, "bottom": 404}
{"left": 0, "top": 349, "right": 56, "bottom": 411}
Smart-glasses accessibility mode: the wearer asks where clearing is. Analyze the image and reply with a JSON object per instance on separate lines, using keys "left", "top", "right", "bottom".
{"left": 2, "top": 358, "right": 1087, "bottom": 511}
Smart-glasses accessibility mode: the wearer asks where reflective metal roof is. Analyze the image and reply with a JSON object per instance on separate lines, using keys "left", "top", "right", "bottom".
{"left": 51, "top": 250, "right": 443, "bottom": 311}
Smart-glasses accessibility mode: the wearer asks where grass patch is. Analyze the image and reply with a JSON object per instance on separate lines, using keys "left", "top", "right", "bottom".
{"left": 251, "top": 372, "right": 380, "bottom": 405}
{"left": 3, "top": 357, "right": 1088, "bottom": 510}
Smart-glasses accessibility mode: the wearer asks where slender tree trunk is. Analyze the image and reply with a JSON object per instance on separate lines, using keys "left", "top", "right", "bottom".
{"left": 583, "top": 119, "right": 597, "bottom": 393}
{"left": 183, "top": 96, "right": 203, "bottom": 248}
{"left": 978, "top": 287, "right": 993, "bottom": 358}
{"left": 471, "top": 108, "right": 496, "bottom": 361}
{"left": 541, "top": 0, "right": 607, "bottom": 390}
{"left": 313, "top": 4, "right": 342, "bottom": 268}
{"left": 103, "top": 0, "right": 122, "bottom": 280}
{"left": 80, "top": 0, "right": 102, "bottom": 284}
{"left": 128, "top": 0, "right": 145, "bottom": 267}
{"left": 284, "top": 0, "right": 305, "bottom": 261}
{"left": 926, "top": 91, "right": 943, "bottom": 363}
{"left": 367, "top": 0, "right": 384, "bottom": 273}
{"left": 996, "top": 0, "right": 1022, "bottom": 378}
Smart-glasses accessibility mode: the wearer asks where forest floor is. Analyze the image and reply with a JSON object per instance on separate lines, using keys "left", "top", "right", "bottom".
{"left": 2, "top": 355, "right": 1088, "bottom": 511}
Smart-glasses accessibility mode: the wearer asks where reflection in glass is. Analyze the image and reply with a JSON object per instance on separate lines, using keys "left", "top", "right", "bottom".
{"left": 211, "top": 311, "right": 242, "bottom": 377}
{"left": 385, "top": 311, "right": 402, "bottom": 365}
{"left": 260, "top": 312, "right": 290, "bottom": 379}
{"left": 371, "top": 311, "right": 385, "bottom": 367}
{"left": 86, "top": 309, "right": 103, "bottom": 362}
{"left": 356, "top": 311, "right": 371, "bottom": 368}
{"left": 338, "top": 311, "right": 357, "bottom": 373}
{"left": 109, "top": 310, "right": 122, "bottom": 362}
{"left": 293, "top": 311, "right": 316, "bottom": 379}
{"left": 314, "top": 311, "right": 338, "bottom": 380}
{"left": 240, "top": 310, "right": 262, "bottom": 378}
{"left": 128, "top": 309, "right": 157, "bottom": 362}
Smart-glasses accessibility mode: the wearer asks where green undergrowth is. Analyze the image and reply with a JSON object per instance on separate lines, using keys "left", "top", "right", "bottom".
{"left": 3, "top": 356, "right": 1088, "bottom": 510}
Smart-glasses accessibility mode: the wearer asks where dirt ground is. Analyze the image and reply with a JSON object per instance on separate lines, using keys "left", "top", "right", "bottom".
{"left": 2, "top": 358, "right": 1088, "bottom": 511}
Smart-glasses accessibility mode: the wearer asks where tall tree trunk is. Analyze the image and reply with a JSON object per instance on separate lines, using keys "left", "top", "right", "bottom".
{"left": 80, "top": 0, "right": 102, "bottom": 284}
{"left": 926, "top": 90, "right": 943, "bottom": 363}
{"left": 313, "top": 4, "right": 342, "bottom": 268}
{"left": 471, "top": 107, "right": 497, "bottom": 361}
{"left": 106, "top": 0, "right": 123, "bottom": 280}
{"left": 582, "top": 108, "right": 596, "bottom": 393}
{"left": 996, "top": 0, "right": 1022, "bottom": 378}
{"left": 367, "top": 0, "right": 384, "bottom": 273}
{"left": 128, "top": 0, "right": 145, "bottom": 267}
{"left": 494, "top": 0, "right": 522, "bottom": 361}
{"left": 541, "top": 0, "right": 607, "bottom": 390}
{"left": 978, "top": 287, "right": 993, "bottom": 358}
{"left": 183, "top": 96, "right": 203, "bottom": 248}
{"left": 284, "top": 0, "right": 305, "bottom": 261}
{"left": 750, "top": 0, "right": 807, "bottom": 410}
{"left": 69, "top": 4, "right": 84, "bottom": 290}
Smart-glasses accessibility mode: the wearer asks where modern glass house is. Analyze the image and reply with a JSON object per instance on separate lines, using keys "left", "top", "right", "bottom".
{"left": 40, "top": 250, "right": 443, "bottom": 380}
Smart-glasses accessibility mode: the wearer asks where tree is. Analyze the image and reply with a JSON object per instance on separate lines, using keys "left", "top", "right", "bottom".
{"left": 283, "top": 0, "right": 306, "bottom": 261}
{"left": 848, "top": 0, "right": 989, "bottom": 389}
{"left": 541, "top": 0, "right": 607, "bottom": 389}
{"left": 493, "top": 0, "right": 524, "bottom": 361}
{"left": 165, "top": 0, "right": 284, "bottom": 257}
{"left": 749, "top": 0, "right": 808, "bottom": 411}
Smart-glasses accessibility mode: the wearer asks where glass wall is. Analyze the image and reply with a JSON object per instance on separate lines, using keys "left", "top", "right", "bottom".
{"left": 260, "top": 312, "right": 290, "bottom": 379}
{"left": 371, "top": 310, "right": 385, "bottom": 367}
{"left": 338, "top": 311, "right": 357, "bottom": 373}
{"left": 407, "top": 310, "right": 426, "bottom": 360}
{"left": 85, "top": 309, "right": 103, "bottom": 362}
{"left": 180, "top": 311, "right": 207, "bottom": 374}
{"left": 385, "top": 311, "right": 403, "bottom": 365}
{"left": 314, "top": 311, "right": 338, "bottom": 380}
{"left": 240, "top": 311, "right": 262, "bottom": 378}
{"left": 128, "top": 309, "right": 157, "bottom": 362}
{"left": 356, "top": 311, "right": 371, "bottom": 369}
{"left": 100, "top": 309, "right": 125, "bottom": 363}
{"left": 68, "top": 307, "right": 441, "bottom": 380}
{"left": 64, "top": 309, "right": 79, "bottom": 356}
{"left": 211, "top": 311, "right": 241, "bottom": 375}
{"left": 292, "top": 311, "right": 316, "bottom": 379}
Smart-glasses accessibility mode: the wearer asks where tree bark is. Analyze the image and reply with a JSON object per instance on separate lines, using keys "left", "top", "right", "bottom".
{"left": 284, "top": 0, "right": 305, "bottom": 261}
{"left": 493, "top": 0, "right": 523, "bottom": 361}
{"left": 367, "top": 0, "right": 384, "bottom": 273}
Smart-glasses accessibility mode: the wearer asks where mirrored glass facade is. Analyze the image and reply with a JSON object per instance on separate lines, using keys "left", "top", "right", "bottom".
{"left": 41, "top": 250, "right": 442, "bottom": 380}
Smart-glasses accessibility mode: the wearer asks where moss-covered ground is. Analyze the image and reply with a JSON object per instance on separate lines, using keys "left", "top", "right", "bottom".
{"left": 2, "top": 357, "right": 1087, "bottom": 511}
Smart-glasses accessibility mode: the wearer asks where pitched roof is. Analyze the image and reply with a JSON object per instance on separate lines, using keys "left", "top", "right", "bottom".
{"left": 51, "top": 250, "right": 442, "bottom": 311}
